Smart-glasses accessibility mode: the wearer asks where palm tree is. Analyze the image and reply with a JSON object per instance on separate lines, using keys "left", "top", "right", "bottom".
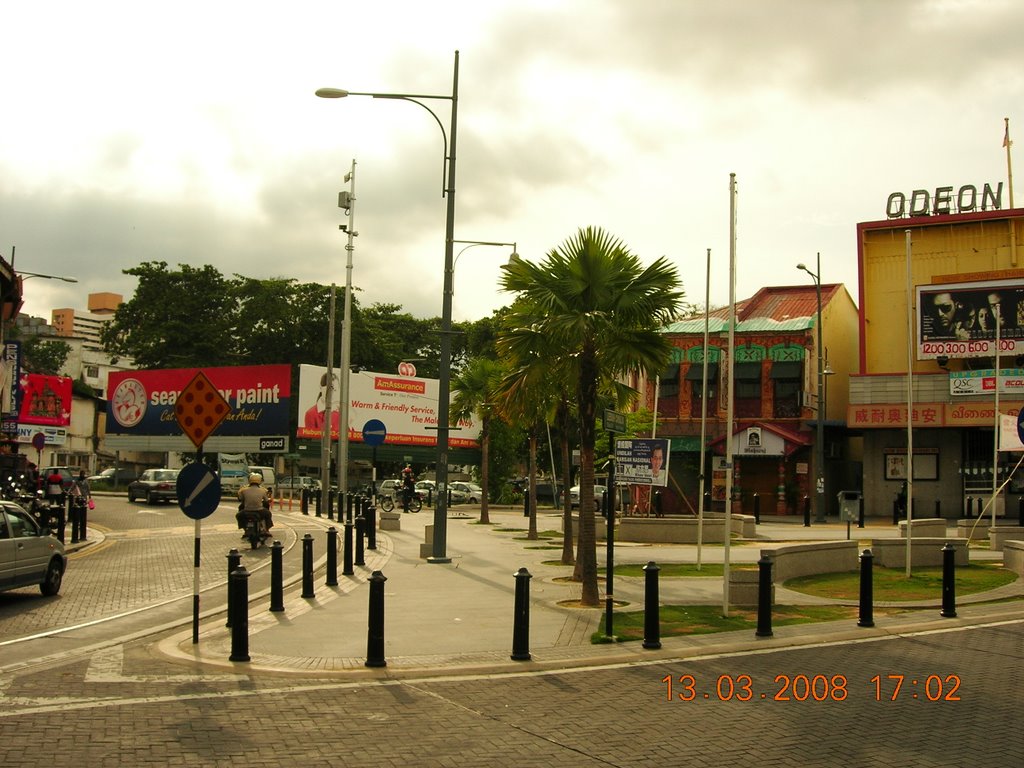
{"left": 499, "top": 226, "right": 682, "bottom": 606}
{"left": 450, "top": 357, "right": 503, "bottom": 525}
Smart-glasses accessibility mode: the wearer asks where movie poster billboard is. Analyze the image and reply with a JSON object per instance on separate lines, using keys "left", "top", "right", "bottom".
{"left": 1, "top": 341, "right": 22, "bottom": 425}
{"left": 105, "top": 365, "right": 290, "bottom": 451}
{"left": 19, "top": 373, "right": 72, "bottom": 426}
{"left": 296, "top": 364, "right": 480, "bottom": 448}
{"left": 917, "top": 278, "right": 1024, "bottom": 359}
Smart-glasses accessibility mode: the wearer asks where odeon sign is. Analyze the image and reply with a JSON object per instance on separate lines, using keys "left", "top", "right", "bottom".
{"left": 886, "top": 182, "right": 1003, "bottom": 219}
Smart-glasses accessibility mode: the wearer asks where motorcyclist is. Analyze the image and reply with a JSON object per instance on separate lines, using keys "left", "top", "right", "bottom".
{"left": 236, "top": 472, "right": 273, "bottom": 535}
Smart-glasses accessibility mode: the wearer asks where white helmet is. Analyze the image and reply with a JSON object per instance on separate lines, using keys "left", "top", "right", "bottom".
{"left": 249, "top": 472, "right": 263, "bottom": 484}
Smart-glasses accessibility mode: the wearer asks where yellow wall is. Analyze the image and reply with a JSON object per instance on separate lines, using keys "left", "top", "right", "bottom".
{"left": 860, "top": 213, "right": 1024, "bottom": 374}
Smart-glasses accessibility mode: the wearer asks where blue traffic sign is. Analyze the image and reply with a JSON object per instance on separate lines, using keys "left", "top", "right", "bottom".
{"left": 177, "top": 462, "right": 222, "bottom": 520}
{"left": 362, "top": 419, "right": 387, "bottom": 447}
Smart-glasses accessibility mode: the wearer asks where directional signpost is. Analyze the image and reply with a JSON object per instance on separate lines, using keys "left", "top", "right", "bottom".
{"left": 175, "top": 371, "right": 232, "bottom": 644}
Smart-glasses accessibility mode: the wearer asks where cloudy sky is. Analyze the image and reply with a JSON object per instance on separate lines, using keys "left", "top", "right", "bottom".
{"left": 2, "top": 0, "right": 1021, "bottom": 328}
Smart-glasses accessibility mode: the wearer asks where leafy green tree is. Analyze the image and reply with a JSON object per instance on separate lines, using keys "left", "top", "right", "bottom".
{"left": 101, "top": 262, "right": 238, "bottom": 369}
{"left": 450, "top": 357, "right": 504, "bottom": 524}
{"left": 499, "top": 226, "right": 683, "bottom": 606}
{"left": 21, "top": 337, "right": 71, "bottom": 375}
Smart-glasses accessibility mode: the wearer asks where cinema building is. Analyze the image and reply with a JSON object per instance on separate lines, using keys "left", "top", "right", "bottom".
{"left": 852, "top": 190, "right": 1024, "bottom": 519}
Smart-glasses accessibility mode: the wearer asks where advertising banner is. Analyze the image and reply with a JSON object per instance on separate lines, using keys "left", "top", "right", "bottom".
{"left": 614, "top": 438, "right": 670, "bottom": 487}
{"left": 19, "top": 373, "right": 72, "bottom": 426}
{"left": 1, "top": 341, "right": 21, "bottom": 420}
{"left": 296, "top": 364, "right": 480, "bottom": 448}
{"left": 105, "top": 365, "right": 290, "bottom": 450}
{"left": 949, "top": 369, "right": 1024, "bottom": 396}
{"left": 917, "top": 279, "right": 1024, "bottom": 359}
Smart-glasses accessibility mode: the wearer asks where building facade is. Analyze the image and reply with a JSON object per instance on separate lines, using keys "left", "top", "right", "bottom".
{"left": 852, "top": 205, "right": 1024, "bottom": 519}
{"left": 654, "top": 284, "right": 860, "bottom": 516}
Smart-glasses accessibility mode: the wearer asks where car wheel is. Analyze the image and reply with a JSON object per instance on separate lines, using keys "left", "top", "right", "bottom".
{"left": 40, "top": 558, "right": 63, "bottom": 596}
{"left": 128, "top": 490, "right": 135, "bottom": 503}
{"left": 147, "top": 491, "right": 156, "bottom": 505}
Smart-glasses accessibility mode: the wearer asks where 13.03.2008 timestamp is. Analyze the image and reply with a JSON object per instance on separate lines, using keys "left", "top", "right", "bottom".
{"left": 662, "top": 673, "right": 961, "bottom": 702}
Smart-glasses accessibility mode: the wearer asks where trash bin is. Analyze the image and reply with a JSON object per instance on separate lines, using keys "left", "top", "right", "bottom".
{"left": 838, "top": 491, "right": 862, "bottom": 522}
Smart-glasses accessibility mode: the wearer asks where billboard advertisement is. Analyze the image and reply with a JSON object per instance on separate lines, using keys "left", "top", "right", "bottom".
{"left": 19, "top": 373, "right": 72, "bottom": 426}
{"left": 917, "top": 278, "right": 1024, "bottom": 359}
{"left": 614, "top": 438, "right": 670, "bottom": 487}
{"left": 296, "top": 364, "right": 480, "bottom": 448}
{"left": 105, "top": 365, "right": 291, "bottom": 451}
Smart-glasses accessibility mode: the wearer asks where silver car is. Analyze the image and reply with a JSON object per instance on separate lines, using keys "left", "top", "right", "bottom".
{"left": 0, "top": 500, "right": 67, "bottom": 596}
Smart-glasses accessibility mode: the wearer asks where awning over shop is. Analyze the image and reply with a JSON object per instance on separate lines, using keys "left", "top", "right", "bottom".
{"left": 684, "top": 362, "right": 719, "bottom": 380}
{"left": 734, "top": 362, "right": 762, "bottom": 380}
{"left": 770, "top": 361, "right": 803, "bottom": 379}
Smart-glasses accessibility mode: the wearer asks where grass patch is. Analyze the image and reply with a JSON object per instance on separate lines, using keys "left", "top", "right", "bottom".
{"left": 542, "top": 559, "right": 573, "bottom": 567}
{"left": 594, "top": 603, "right": 857, "bottom": 642}
{"left": 613, "top": 562, "right": 724, "bottom": 578}
{"left": 525, "top": 545, "right": 563, "bottom": 550}
{"left": 784, "top": 563, "right": 1017, "bottom": 601}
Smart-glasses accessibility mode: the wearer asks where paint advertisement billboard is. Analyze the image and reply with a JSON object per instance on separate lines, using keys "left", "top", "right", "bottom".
{"left": 296, "top": 364, "right": 480, "bottom": 448}
{"left": 917, "top": 278, "right": 1024, "bottom": 359}
{"left": 104, "top": 365, "right": 291, "bottom": 451}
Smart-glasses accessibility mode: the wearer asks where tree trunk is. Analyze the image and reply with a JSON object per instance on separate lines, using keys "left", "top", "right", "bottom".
{"left": 527, "top": 429, "right": 538, "bottom": 540}
{"left": 559, "top": 402, "right": 574, "bottom": 565}
{"left": 577, "top": 345, "right": 600, "bottom": 606}
{"left": 479, "top": 415, "right": 490, "bottom": 525}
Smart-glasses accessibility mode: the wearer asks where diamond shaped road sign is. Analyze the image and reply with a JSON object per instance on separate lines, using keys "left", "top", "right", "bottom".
{"left": 175, "top": 371, "right": 231, "bottom": 448}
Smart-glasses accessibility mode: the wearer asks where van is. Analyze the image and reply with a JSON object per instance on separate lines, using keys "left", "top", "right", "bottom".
{"left": 248, "top": 466, "right": 276, "bottom": 494}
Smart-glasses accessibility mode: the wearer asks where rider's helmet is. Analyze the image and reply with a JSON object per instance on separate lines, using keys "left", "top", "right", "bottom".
{"left": 248, "top": 472, "right": 263, "bottom": 484}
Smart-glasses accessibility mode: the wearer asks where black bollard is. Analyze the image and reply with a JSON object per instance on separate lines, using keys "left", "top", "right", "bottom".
{"left": 803, "top": 495, "right": 811, "bottom": 528}
{"left": 366, "top": 497, "right": 377, "bottom": 551}
{"left": 426, "top": 487, "right": 433, "bottom": 507}
{"left": 511, "top": 567, "right": 533, "bottom": 661}
{"left": 1019, "top": 496, "right": 1024, "bottom": 527}
{"left": 343, "top": 519, "right": 354, "bottom": 576}
{"left": 228, "top": 565, "right": 251, "bottom": 662}
{"left": 347, "top": 492, "right": 355, "bottom": 523}
{"left": 642, "top": 562, "right": 661, "bottom": 650}
{"left": 365, "top": 570, "right": 387, "bottom": 668}
{"left": 69, "top": 501, "right": 80, "bottom": 544}
{"left": 523, "top": 490, "right": 529, "bottom": 517}
{"left": 315, "top": 491, "right": 322, "bottom": 517}
{"left": 935, "top": 499, "right": 941, "bottom": 520}
{"left": 965, "top": 495, "right": 973, "bottom": 518}
{"left": 858, "top": 498, "right": 865, "bottom": 528}
{"left": 755, "top": 555, "right": 773, "bottom": 637}
{"left": 326, "top": 527, "right": 339, "bottom": 587}
{"left": 704, "top": 491, "right": 712, "bottom": 513}
{"left": 301, "top": 487, "right": 309, "bottom": 515}
{"left": 301, "top": 533, "right": 315, "bottom": 599}
{"left": 893, "top": 498, "right": 900, "bottom": 525}
{"left": 327, "top": 488, "right": 335, "bottom": 521}
{"left": 753, "top": 493, "right": 760, "bottom": 525}
{"left": 940, "top": 543, "right": 957, "bottom": 618}
{"left": 857, "top": 548, "right": 875, "bottom": 627}
{"left": 270, "top": 540, "right": 284, "bottom": 612}
{"left": 225, "top": 548, "right": 241, "bottom": 627}
{"left": 355, "top": 513, "right": 365, "bottom": 566}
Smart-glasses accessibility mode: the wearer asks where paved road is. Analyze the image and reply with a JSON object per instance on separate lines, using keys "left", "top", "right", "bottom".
{"left": 2, "top": 497, "right": 1022, "bottom": 765}
{"left": 0, "top": 620, "right": 1020, "bottom": 766}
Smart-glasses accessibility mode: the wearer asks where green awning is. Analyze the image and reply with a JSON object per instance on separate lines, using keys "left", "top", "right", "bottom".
{"left": 770, "top": 361, "right": 803, "bottom": 379}
{"left": 734, "top": 362, "right": 762, "bottom": 380}
{"left": 685, "top": 362, "right": 718, "bottom": 381}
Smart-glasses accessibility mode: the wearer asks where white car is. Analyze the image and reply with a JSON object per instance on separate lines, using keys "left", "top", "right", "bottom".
{"left": 0, "top": 500, "right": 67, "bottom": 596}
{"left": 450, "top": 481, "right": 483, "bottom": 504}
{"left": 569, "top": 484, "right": 610, "bottom": 511}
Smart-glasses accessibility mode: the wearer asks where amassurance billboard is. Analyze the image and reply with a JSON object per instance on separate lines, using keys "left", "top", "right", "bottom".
{"left": 105, "top": 365, "right": 291, "bottom": 452}
{"left": 296, "top": 364, "right": 480, "bottom": 448}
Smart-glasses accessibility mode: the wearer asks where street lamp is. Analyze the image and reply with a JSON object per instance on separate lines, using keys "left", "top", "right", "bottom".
{"left": 452, "top": 240, "right": 518, "bottom": 293}
{"left": 317, "top": 51, "right": 460, "bottom": 563}
{"left": 797, "top": 253, "right": 826, "bottom": 523}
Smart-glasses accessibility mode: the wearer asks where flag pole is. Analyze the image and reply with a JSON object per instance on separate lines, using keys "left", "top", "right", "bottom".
{"left": 723, "top": 174, "right": 737, "bottom": 617}
{"left": 1005, "top": 117, "right": 1015, "bottom": 208}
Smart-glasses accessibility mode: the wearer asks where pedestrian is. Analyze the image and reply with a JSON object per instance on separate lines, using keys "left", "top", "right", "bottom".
{"left": 45, "top": 468, "right": 65, "bottom": 506}
{"left": 72, "top": 469, "right": 92, "bottom": 506}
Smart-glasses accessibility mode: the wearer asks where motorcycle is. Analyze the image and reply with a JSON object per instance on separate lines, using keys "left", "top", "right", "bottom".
{"left": 240, "top": 510, "right": 271, "bottom": 550}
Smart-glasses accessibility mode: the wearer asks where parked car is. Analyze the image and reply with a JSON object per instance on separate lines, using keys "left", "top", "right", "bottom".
{"left": 87, "top": 467, "right": 137, "bottom": 485}
{"left": 414, "top": 480, "right": 436, "bottom": 501}
{"left": 0, "top": 499, "right": 66, "bottom": 596}
{"left": 570, "top": 484, "right": 608, "bottom": 510}
{"left": 530, "top": 481, "right": 563, "bottom": 506}
{"left": 278, "top": 476, "right": 320, "bottom": 494}
{"left": 41, "top": 466, "right": 77, "bottom": 492}
{"left": 450, "top": 481, "right": 484, "bottom": 504}
{"left": 128, "top": 468, "right": 181, "bottom": 504}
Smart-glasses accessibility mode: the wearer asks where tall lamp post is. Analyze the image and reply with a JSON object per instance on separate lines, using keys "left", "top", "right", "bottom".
{"left": 797, "top": 253, "right": 826, "bottom": 523}
{"left": 317, "top": 51, "right": 459, "bottom": 563}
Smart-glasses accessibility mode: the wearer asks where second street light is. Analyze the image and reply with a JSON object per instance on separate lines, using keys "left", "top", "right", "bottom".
{"left": 317, "top": 51, "right": 459, "bottom": 563}
{"left": 797, "top": 253, "right": 827, "bottom": 523}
